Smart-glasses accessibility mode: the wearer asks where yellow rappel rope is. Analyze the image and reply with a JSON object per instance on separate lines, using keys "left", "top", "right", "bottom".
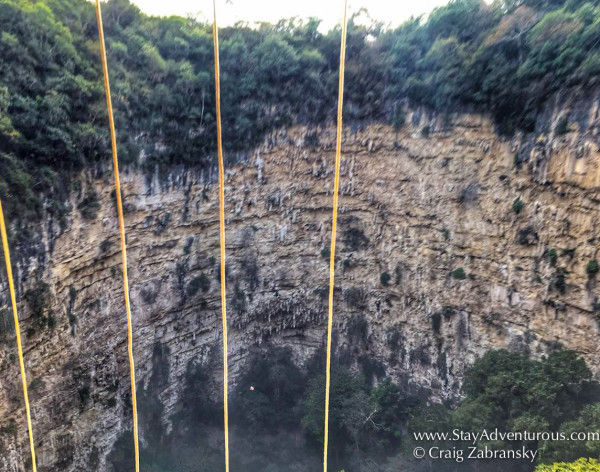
{"left": 94, "top": 2, "right": 140, "bottom": 471}
{"left": 324, "top": 1, "right": 348, "bottom": 471}
{"left": 211, "top": 1, "right": 230, "bottom": 471}
{"left": 0, "top": 199, "right": 37, "bottom": 472}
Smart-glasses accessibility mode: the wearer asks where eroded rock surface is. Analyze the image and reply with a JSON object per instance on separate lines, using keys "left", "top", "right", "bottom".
{"left": 1, "top": 108, "right": 600, "bottom": 471}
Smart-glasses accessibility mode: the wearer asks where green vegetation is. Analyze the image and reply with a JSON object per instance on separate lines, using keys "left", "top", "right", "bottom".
{"left": 28, "top": 377, "right": 45, "bottom": 393}
{"left": 344, "top": 287, "right": 367, "bottom": 309}
{"left": 0, "top": 420, "right": 17, "bottom": 436}
{"left": 513, "top": 196, "right": 525, "bottom": 214}
{"left": 107, "top": 346, "right": 600, "bottom": 472}
{"left": 540, "top": 403, "right": 600, "bottom": 463}
{"left": 555, "top": 116, "right": 570, "bottom": 135}
{"left": 99, "top": 239, "right": 113, "bottom": 254}
{"left": 186, "top": 273, "right": 210, "bottom": 297}
{"left": 535, "top": 459, "right": 600, "bottom": 472}
{"left": 303, "top": 371, "right": 406, "bottom": 462}
{"left": 233, "top": 348, "right": 307, "bottom": 431}
{"left": 342, "top": 227, "right": 369, "bottom": 252}
{"left": 547, "top": 248, "right": 558, "bottom": 266}
{"left": 551, "top": 268, "right": 568, "bottom": 294}
{"left": 77, "top": 189, "right": 101, "bottom": 220}
{"left": 406, "top": 350, "right": 600, "bottom": 470}
{"left": 0, "top": 307, "right": 12, "bottom": 340}
{"left": 2, "top": 0, "right": 600, "bottom": 228}
{"left": 23, "top": 279, "right": 53, "bottom": 331}
{"left": 380, "top": 271, "right": 391, "bottom": 285}
{"left": 586, "top": 259, "right": 599, "bottom": 276}
{"left": 456, "top": 350, "right": 591, "bottom": 430}
{"left": 451, "top": 267, "right": 466, "bottom": 279}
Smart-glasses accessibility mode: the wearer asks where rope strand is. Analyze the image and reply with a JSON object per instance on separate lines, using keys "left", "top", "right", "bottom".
{"left": 94, "top": 2, "right": 140, "bottom": 471}
{"left": 0, "top": 199, "right": 37, "bottom": 472}
{"left": 212, "top": 1, "right": 230, "bottom": 470}
{"left": 323, "top": 1, "right": 349, "bottom": 470}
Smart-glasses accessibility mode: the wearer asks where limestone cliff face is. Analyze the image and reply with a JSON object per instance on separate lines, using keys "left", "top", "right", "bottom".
{"left": 1, "top": 105, "right": 600, "bottom": 471}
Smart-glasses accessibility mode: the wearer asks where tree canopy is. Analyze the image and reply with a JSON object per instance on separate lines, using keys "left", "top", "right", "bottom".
{"left": 406, "top": 349, "right": 600, "bottom": 471}
{"left": 106, "top": 347, "right": 600, "bottom": 472}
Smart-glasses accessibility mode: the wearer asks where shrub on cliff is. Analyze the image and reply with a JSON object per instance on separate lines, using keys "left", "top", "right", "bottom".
{"left": 0, "top": 308, "right": 12, "bottom": 339}
{"left": 450, "top": 267, "right": 466, "bottom": 280}
{"left": 513, "top": 197, "right": 525, "bottom": 214}
{"left": 586, "top": 260, "right": 599, "bottom": 276}
{"left": 186, "top": 274, "right": 210, "bottom": 297}
{"left": 77, "top": 190, "right": 101, "bottom": 220}
{"left": 23, "top": 280, "right": 53, "bottom": 329}
{"left": 546, "top": 248, "right": 558, "bottom": 266}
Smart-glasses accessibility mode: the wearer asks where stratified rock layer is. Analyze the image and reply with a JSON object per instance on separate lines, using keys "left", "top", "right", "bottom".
{"left": 1, "top": 109, "right": 600, "bottom": 471}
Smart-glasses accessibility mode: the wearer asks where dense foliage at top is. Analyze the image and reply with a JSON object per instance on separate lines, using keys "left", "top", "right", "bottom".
{"left": 1, "top": 0, "right": 600, "bottom": 220}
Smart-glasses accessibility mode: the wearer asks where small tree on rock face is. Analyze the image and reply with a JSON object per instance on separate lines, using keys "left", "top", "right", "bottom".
{"left": 24, "top": 280, "right": 53, "bottom": 328}
{"left": 546, "top": 248, "right": 558, "bottom": 266}
{"left": 512, "top": 197, "right": 524, "bottom": 214}
{"left": 586, "top": 260, "right": 599, "bottom": 277}
{"left": 451, "top": 267, "right": 466, "bottom": 280}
